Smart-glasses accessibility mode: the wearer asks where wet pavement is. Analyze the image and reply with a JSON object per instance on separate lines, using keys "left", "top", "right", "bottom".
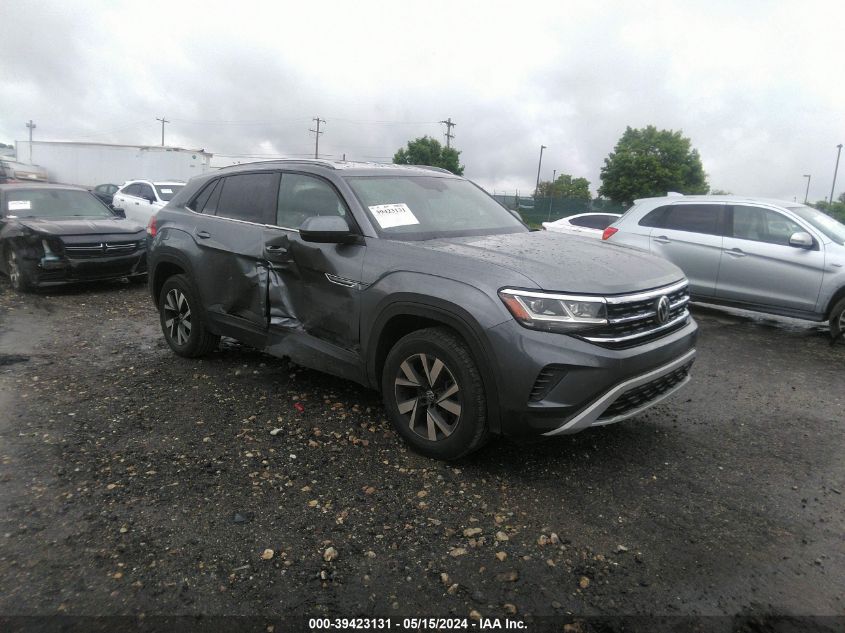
{"left": 0, "top": 281, "right": 842, "bottom": 619}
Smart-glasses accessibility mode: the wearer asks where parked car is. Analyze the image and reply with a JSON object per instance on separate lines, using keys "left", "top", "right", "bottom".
{"left": 0, "top": 159, "right": 49, "bottom": 184}
{"left": 603, "top": 195, "right": 845, "bottom": 339}
{"left": 91, "top": 183, "right": 119, "bottom": 206}
{"left": 542, "top": 212, "right": 621, "bottom": 238}
{"left": 148, "top": 160, "right": 697, "bottom": 459}
{"left": 112, "top": 180, "right": 185, "bottom": 225}
{"left": 0, "top": 183, "right": 148, "bottom": 290}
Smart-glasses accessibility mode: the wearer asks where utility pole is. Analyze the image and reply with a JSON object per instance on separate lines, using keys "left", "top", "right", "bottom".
{"left": 310, "top": 117, "right": 325, "bottom": 159}
{"left": 830, "top": 144, "right": 843, "bottom": 206}
{"left": 25, "top": 120, "right": 36, "bottom": 163}
{"left": 803, "top": 174, "right": 811, "bottom": 204}
{"left": 155, "top": 116, "right": 169, "bottom": 146}
{"left": 534, "top": 145, "right": 546, "bottom": 197}
{"left": 440, "top": 118, "right": 456, "bottom": 148}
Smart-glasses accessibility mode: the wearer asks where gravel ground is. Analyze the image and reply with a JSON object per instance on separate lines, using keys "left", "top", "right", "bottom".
{"left": 0, "top": 280, "right": 842, "bottom": 621}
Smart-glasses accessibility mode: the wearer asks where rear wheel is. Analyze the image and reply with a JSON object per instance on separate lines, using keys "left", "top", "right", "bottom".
{"left": 158, "top": 274, "right": 219, "bottom": 357}
{"left": 830, "top": 297, "right": 845, "bottom": 343}
{"left": 382, "top": 327, "right": 488, "bottom": 460}
{"left": 5, "top": 248, "right": 31, "bottom": 292}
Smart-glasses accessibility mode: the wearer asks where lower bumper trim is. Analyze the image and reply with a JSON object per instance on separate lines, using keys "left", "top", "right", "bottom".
{"left": 542, "top": 348, "right": 696, "bottom": 436}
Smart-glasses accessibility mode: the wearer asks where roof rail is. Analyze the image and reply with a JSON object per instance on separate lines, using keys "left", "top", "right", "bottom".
{"left": 412, "top": 164, "right": 453, "bottom": 174}
{"left": 218, "top": 158, "right": 338, "bottom": 171}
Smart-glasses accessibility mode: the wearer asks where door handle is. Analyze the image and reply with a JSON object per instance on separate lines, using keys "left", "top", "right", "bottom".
{"left": 653, "top": 235, "right": 670, "bottom": 244}
{"left": 726, "top": 248, "right": 746, "bottom": 257}
{"left": 265, "top": 244, "right": 288, "bottom": 254}
{"left": 196, "top": 230, "right": 211, "bottom": 239}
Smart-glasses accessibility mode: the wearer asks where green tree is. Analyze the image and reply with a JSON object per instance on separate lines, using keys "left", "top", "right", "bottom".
{"left": 536, "top": 174, "right": 591, "bottom": 200}
{"left": 598, "top": 126, "right": 708, "bottom": 205}
{"left": 710, "top": 189, "right": 732, "bottom": 195}
{"left": 393, "top": 136, "right": 464, "bottom": 175}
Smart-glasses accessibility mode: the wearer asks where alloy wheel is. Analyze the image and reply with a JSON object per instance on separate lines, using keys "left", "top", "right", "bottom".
{"left": 394, "top": 353, "right": 462, "bottom": 441}
{"left": 163, "top": 288, "right": 192, "bottom": 346}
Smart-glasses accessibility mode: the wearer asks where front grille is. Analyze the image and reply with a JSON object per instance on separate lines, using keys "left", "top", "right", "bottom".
{"left": 528, "top": 365, "right": 567, "bottom": 402}
{"left": 582, "top": 281, "right": 690, "bottom": 349}
{"left": 599, "top": 361, "right": 693, "bottom": 420}
{"left": 63, "top": 241, "right": 143, "bottom": 258}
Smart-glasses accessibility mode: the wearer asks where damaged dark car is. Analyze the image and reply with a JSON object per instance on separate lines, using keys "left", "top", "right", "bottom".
{"left": 148, "top": 160, "right": 697, "bottom": 460}
{"left": 0, "top": 184, "right": 148, "bottom": 291}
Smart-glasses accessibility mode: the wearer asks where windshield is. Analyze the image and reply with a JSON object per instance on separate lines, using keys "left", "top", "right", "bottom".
{"left": 155, "top": 184, "right": 183, "bottom": 201}
{"left": 345, "top": 175, "right": 527, "bottom": 239}
{"left": 5, "top": 189, "right": 114, "bottom": 218}
{"left": 788, "top": 205, "right": 845, "bottom": 245}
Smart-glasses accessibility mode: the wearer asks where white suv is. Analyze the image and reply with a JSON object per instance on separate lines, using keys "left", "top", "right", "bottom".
{"left": 112, "top": 180, "right": 184, "bottom": 225}
{"left": 603, "top": 195, "right": 845, "bottom": 340}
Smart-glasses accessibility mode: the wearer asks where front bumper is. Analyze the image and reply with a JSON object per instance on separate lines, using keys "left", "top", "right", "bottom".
{"left": 485, "top": 316, "right": 698, "bottom": 436}
{"left": 27, "top": 252, "right": 147, "bottom": 286}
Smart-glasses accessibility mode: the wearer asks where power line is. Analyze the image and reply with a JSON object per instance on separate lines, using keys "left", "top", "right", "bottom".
{"left": 310, "top": 117, "right": 325, "bottom": 159}
{"left": 440, "top": 118, "right": 456, "bottom": 148}
{"left": 155, "top": 116, "right": 169, "bottom": 146}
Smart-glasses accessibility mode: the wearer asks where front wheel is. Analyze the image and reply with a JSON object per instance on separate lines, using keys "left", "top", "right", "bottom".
{"left": 5, "top": 248, "right": 32, "bottom": 292}
{"left": 830, "top": 297, "right": 845, "bottom": 344}
{"left": 382, "top": 327, "right": 488, "bottom": 460}
{"left": 158, "top": 274, "right": 219, "bottom": 357}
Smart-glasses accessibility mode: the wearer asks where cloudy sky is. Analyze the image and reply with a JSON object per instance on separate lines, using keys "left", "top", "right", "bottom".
{"left": 1, "top": 0, "right": 843, "bottom": 201}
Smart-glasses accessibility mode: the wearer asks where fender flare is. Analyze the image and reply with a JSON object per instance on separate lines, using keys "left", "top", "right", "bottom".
{"left": 366, "top": 296, "right": 504, "bottom": 434}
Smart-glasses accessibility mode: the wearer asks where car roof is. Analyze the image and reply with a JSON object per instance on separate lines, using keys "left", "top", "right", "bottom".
{"left": 633, "top": 194, "right": 800, "bottom": 207}
{"left": 0, "top": 183, "right": 88, "bottom": 192}
{"left": 215, "top": 158, "right": 460, "bottom": 178}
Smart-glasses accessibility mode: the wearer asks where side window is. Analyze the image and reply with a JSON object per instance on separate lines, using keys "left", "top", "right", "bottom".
{"left": 276, "top": 173, "right": 348, "bottom": 229}
{"left": 658, "top": 204, "right": 723, "bottom": 235}
{"left": 732, "top": 206, "right": 804, "bottom": 246}
{"left": 639, "top": 206, "right": 669, "bottom": 228}
{"left": 137, "top": 184, "right": 155, "bottom": 200}
{"left": 215, "top": 172, "right": 280, "bottom": 224}
{"left": 190, "top": 179, "right": 219, "bottom": 213}
{"left": 124, "top": 183, "right": 141, "bottom": 197}
{"left": 572, "top": 215, "right": 615, "bottom": 229}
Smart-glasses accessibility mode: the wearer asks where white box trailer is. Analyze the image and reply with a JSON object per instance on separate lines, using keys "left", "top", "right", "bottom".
{"left": 15, "top": 140, "right": 213, "bottom": 188}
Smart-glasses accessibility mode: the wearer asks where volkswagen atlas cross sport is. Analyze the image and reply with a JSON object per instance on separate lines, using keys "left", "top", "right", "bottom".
{"left": 147, "top": 160, "right": 698, "bottom": 459}
{"left": 602, "top": 195, "right": 845, "bottom": 340}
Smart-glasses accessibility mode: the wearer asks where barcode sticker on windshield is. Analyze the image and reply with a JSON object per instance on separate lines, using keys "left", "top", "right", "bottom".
{"left": 8, "top": 200, "right": 31, "bottom": 211}
{"left": 369, "top": 203, "right": 419, "bottom": 229}
{"left": 160, "top": 188, "right": 173, "bottom": 194}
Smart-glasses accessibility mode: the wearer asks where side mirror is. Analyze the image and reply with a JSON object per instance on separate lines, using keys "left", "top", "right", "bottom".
{"left": 147, "top": 196, "right": 157, "bottom": 204}
{"left": 299, "top": 215, "right": 358, "bottom": 244}
{"left": 788, "top": 232, "right": 814, "bottom": 249}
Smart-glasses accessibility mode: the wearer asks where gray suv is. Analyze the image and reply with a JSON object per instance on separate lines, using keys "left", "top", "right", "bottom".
{"left": 603, "top": 195, "right": 845, "bottom": 340}
{"left": 147, "top": 160, "right": 698, "bottom": 459}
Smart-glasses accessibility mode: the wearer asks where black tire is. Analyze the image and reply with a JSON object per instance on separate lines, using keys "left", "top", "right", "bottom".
{"left": 830, "top": 297, "right": 845, "bottom": 344}
{"left": 5, "top": 248, "right": 32, "bottom": 292}
{"left": 381, "top": 327, "right": 488, "bottom": 460}
{"left": 158, "top": 274, "right": 219, "bottom": 357}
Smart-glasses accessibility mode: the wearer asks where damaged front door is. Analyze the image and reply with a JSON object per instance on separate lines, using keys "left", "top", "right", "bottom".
{"left": 263, "top": 172, "right": 365, "bottom": 353}
{"left": 191, "top": 172, "right": 280, "bottom": 334}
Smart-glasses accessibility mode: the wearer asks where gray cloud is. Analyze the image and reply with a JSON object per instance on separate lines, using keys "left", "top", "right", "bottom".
{"left": 1, "top": 0, "right": 843, "bottom": 202}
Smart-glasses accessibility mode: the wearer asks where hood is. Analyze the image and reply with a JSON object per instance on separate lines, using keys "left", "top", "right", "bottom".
{"left": 17, "top": 216, "right": 145, "bottom": 236}
{"left": 413, "top": 231, "right": 684, "bottom": 295}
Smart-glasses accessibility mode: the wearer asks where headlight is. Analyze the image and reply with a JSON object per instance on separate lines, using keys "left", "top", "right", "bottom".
{"left": 498, "top": 288, "right": 608, "bottom": 332}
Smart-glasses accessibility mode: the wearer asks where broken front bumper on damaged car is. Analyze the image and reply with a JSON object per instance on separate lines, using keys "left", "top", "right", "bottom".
{"left": 17, "top": 236, "right": 148, "bottom": 286}
{"left": 486, "top": 306, "right": 698, "bottom": 437}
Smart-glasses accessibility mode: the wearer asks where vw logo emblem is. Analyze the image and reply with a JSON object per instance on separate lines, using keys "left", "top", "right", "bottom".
{"left": 655, "top": 295, "right": 671, "bottom": 324}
